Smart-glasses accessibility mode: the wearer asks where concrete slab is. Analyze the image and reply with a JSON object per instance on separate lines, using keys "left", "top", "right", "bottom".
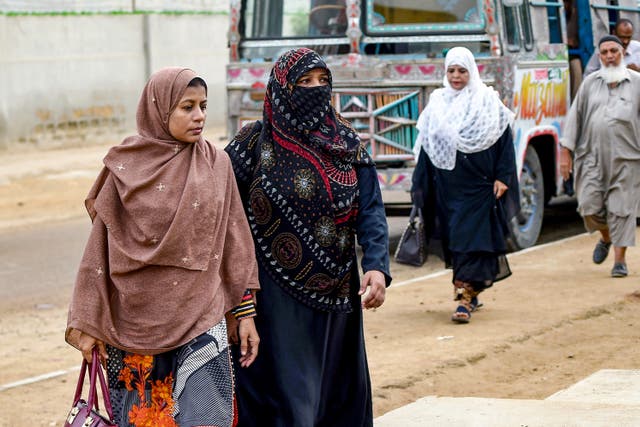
{"left": 375, "top": 370, "right": 640, "bottom": 426}
{"left": 547, "top": 369, "right": 640, "bottom": 405}
{"left": 374, "top": 395, "right": 640, "bottom": 427}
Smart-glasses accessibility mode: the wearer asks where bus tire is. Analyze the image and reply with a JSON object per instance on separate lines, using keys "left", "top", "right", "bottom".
{"left": 507, "top": 146, "right": 545, "bottom": 251}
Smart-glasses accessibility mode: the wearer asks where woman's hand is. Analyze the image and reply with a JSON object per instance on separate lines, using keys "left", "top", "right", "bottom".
{"left": 225, "top": 312, "right": 240, "bottom": 345}
{"left": 493, "top": 179, "right": 508, "bottom": 199}
{"left": 76, "top": 330, "right": 107, "bottom": 365}
{"left": 237, "top": 317, "right": 259, "bottom": 368}
{"left": 359, "top": 270, "right": 386, "bottom": 309}
{"left": 560, "top": 147, "right": 573, "bottom": 181}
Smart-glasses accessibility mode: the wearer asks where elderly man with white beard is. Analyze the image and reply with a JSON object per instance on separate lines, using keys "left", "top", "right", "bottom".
{"left": 560, "top": 35, "right": 640, "bottom": 278}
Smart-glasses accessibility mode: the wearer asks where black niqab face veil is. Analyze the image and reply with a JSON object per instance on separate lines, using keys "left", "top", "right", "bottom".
{"left": 290, "top": 84, "right": 332, "bottom": 131}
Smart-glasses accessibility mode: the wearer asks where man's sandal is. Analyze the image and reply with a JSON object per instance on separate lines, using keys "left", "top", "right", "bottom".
{"left": 611, "top": 262, "right": 628, "bottom": 278}
{"left": 593, "top": 239, "right": 612, "bottom": 264}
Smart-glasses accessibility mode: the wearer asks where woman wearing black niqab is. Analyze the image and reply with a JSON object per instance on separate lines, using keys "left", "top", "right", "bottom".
{"left": 225, "top": 48, "right": 391, "bottom": 426}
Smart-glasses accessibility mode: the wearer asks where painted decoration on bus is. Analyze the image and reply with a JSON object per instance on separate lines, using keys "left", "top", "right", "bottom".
{"left": 510, "top": 66, "right": 569, "bottom": 175}
{"left": 513, "top": 67, "right": 569, "bottom": 127}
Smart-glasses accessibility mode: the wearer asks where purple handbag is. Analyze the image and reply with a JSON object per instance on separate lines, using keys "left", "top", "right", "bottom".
{"left": 64, "top": 348, "right": 117, "bottom": 427}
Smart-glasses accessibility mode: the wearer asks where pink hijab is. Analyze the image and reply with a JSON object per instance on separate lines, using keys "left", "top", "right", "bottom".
{"left": 66, "top": 67, "right": 259, "bottom": 354}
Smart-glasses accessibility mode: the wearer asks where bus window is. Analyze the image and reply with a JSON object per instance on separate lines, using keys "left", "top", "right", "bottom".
{"left": 239, "top": 0, "right": 349, "bottom": 61}
{"left": 503, "top": 4, "right": 522, "bottom": 51}
{"left": 519, "top": 3, "right": 535, "bottom": 50}
{"left": 309, "top": 0, "right": 347, "bottom": 35}
{"left": 243, "top": 0, "right": 284, "bottom": 38}
{"left": 546, "top": 4, "right": 563, "bottom": 44}
{"left": 606, "top": 0, "right": 620, "bottom": 32}
{"left": 242, "top": 0, "right": 347, "bottom": 39}
{"left": 502, "top": 1, "right": 534, "bottom": 52}
{"left": 366, "top": 0, "right": 485, "bottom": 34}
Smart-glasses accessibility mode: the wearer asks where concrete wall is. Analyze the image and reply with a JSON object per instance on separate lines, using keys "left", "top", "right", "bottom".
{"left": 0, "top": 12, "right": 230, "bottom": 149}
{"left": 0, "top": 0, "right": 229, "bottom": 13}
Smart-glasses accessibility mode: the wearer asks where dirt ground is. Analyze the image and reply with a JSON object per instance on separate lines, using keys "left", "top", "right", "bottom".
{"left": 0, "top": 133, "right": 639, "bottom": 426}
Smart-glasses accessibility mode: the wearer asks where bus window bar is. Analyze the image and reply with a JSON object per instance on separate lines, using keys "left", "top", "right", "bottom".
{"left": 591, "top": 5, "right": 640, "bottom": 13}
{"left": 361, "top": 34, "right": 490, "bottom": 44}
{"left": 528, "top": 1, "right": 562, "bottom": 7}
{"left": 376, "top": 117, "right": 417, "bottom": 126}
{"left": 371, "top": 92, "right": 419, "bottom": 115}
{"left": 240, "top": 37, "right": 349, "bottom": 48}
{"left": 371, "top": 134, "right": 415, "bottom": 154}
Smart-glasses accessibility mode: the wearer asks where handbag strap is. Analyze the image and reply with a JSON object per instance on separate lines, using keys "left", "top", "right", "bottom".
{"left": 72, "top": 356, "right": 88, "bottom": 404}
{"left": 409, "top": 205, "right": 424, "bottom": 224}
{"left": 87, "top": 348, "right": 100, "bottom": 411}
{"left": 95, "top": 351, "right": 115, "bottom": 418}
{"left": 77, "top": 347, "right": 115, "bottom": 420}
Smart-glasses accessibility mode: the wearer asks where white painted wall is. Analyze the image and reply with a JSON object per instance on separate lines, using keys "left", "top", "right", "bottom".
{"left": 147, "top": 14, "right": 229, "bottom": 130}
{"left": 0, "top": 0, "right": 229, "bottom": 13}
{"left": 0, "top": 12, "right": 230, "bottom": 149}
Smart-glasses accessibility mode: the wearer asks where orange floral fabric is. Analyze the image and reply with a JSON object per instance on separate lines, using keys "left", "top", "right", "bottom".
{"left": 118, "top": 354, "right": 177, "bottom": 427}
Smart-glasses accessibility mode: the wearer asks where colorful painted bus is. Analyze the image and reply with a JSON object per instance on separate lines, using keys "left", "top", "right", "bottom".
{"left": 225, "top": 0, "right": 640, "bottom": 249}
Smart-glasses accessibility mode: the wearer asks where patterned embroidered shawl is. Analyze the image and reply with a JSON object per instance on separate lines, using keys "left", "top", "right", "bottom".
{"left": 226, "top": 48, "right": 372, "bottom": 312}
{"left": 67, "top": 68, "right": 259, "bottom": 354}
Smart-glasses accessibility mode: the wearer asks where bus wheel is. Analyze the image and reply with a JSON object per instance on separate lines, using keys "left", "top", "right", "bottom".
{"left": 508, "top": 146, "right": 545, "bottom": 250}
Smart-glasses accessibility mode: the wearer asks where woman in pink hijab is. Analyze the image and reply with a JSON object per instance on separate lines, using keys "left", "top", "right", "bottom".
{"left": 66, "top": 67, "right": 260, "bottom": 426}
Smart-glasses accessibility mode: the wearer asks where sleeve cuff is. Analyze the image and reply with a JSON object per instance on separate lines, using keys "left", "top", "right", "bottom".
{"left": 231, "top": 289, "right": 257, "bottom": 320}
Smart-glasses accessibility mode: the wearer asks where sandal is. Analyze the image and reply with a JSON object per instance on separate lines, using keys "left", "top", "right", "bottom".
{"left": 593, "top": 239, "right": 612, "bottom": 264}
{"left": 452, "top": 281, "right": 478, "bottom": 323}
{"left": 611, "top": 262, "right": 628, "bottom": 278}
{"left": 470, "top": 296, "right": 483, "bottom": 312}
{"left": 451, "top": 305, "right": 471, "bottom": 323}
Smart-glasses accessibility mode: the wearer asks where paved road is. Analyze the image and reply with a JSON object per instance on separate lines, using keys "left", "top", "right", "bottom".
{"left": 0, "top": 200, "right": 583, "bottom": 311}
{"left": 0, "top": 218, "right": 90, "bottom": 309}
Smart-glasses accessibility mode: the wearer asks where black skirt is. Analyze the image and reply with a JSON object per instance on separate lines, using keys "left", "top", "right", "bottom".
{"left": 451, "top": 250, "right": 512, "bottom": 292}
{"left": 231, "top": 266, "right": 373, "bottom": 427}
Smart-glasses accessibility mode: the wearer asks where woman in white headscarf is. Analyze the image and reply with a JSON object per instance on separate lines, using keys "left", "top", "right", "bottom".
{"left": 411, "top": 47, "right": 520, "bottom": 323}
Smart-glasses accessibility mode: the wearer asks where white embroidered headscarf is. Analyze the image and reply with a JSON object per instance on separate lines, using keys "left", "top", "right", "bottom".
{"left": 414, "top": 47, "right": 514, "bottom": 170}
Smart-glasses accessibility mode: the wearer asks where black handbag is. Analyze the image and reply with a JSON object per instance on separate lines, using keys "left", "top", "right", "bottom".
{"left": 64, "top": 348, "right": 117, "bottom": 427}
{"left": 394, "top": 205, "right": 426, "bottom": 266}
